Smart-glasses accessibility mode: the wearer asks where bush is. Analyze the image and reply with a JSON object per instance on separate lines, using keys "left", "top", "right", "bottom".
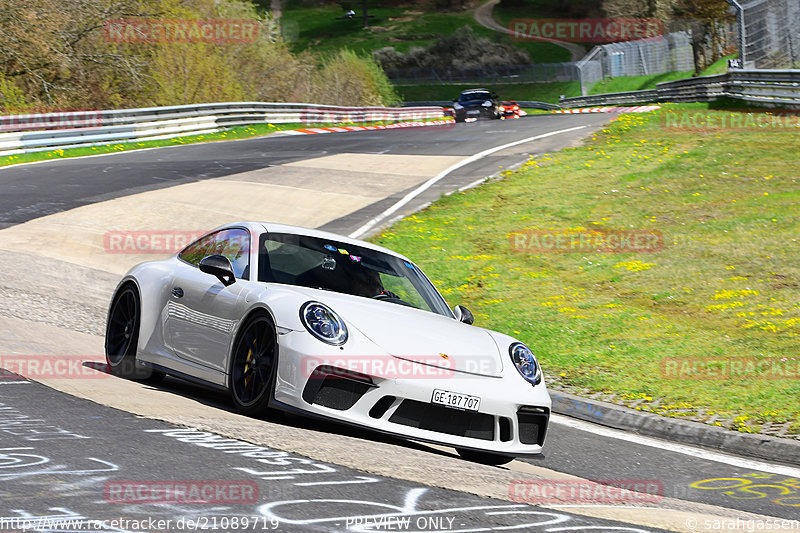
{"left": 373, "top": 26, "right": 531, "bottom": 72}
{"left": 0, "top": 74, "right": 29, "bottom": 112}
{"left": 311, "top": 49, "right": 401, "bottom": 106}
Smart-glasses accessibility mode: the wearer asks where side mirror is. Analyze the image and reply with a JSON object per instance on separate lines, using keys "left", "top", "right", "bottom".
{"left": 453, "top": 305, "right": 474, "bottom": 325}
{"left": 199, "top": 254, "right": 236, "bottom": 286}
{"left": 491, "top": 92, "right": 498, "bottom": 99}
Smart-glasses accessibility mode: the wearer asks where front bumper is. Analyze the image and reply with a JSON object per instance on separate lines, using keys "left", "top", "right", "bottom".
{"left": 273, "top": 331, "right": 551, "bottom": 456}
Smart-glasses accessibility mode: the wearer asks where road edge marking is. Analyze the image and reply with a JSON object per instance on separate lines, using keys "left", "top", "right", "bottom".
{"left": 348, "top": 125, "right": 587, "bottom": 239}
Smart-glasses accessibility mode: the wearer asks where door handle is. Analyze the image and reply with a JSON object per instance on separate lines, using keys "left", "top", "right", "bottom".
{"left": 171, "top": 287, "right": 184, "bottom": 298}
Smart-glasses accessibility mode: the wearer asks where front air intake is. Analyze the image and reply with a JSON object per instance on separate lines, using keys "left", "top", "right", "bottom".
{"left": 302, "top": 365, "right": 374, "bottom": 410}
{"left": 389, "top": 400, "right": 495, "bottom": 440}
{"left": 517, "top": 406, "right": 549, "bottom": 446}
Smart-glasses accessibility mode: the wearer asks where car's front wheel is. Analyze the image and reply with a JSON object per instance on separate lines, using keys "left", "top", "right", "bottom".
{"left": 456, "top": 448, "right": 515, "bottom": 466}
{"left": 105, "top": 283, "right": 164, "bottom": 382}
{"left": 229, "top": 312, "right": 277, "bottom": 416}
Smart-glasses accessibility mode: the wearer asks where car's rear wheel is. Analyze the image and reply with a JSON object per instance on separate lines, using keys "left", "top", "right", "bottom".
{"left": 105, "top": 283, "right": 164, "bottom": 382}
{"left": 456, "top": 448, "right": 515, "bottom": 466}
{"left": 229, "top": 312, "right": 277, "bottom": 416}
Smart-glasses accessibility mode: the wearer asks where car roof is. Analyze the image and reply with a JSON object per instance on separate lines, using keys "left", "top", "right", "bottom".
{"left": 461, "top": 88, "right": 491, "bottom": 94}
{"left": 208, "top": 221, "right": 413, "bottom": 262}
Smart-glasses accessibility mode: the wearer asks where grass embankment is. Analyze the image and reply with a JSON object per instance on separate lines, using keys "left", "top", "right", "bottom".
{"left": 399, "top": 82, "right": 581, "bottom": 103}
{"left": 0, "top": 118, "right": 445, "bottom": 168}
{"left": 701, "top": 54, "right": 738, "bottom": 76}
{"left": 398, "top": 71, "right": 694, "bottom": 104}
{"left": 278, "top": 0, "right": 570, "bottom": 63}
{"left": 371, "top": 103, "right": 800, "bottom": 435}
{"left": 589, "top": 71, "right": 695, "bottom": 94}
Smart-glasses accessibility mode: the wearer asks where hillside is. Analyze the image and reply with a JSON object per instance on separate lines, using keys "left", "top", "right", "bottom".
{"left": 273, "top": 0, "right": 572, "bottom": 63}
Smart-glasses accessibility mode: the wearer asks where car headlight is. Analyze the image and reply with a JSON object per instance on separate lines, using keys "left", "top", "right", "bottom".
{"left": 509, "top": 342, "right": 541, "bottom": 385}
{"left": 482, "top": 100, "right": 492, "bottom": 107}
{"left": 498, "top": 106, "right": 505, "bottom": 112}
{"left": 300, "top": 302, "right": 348, "bottom": 345}
{"left": 453, "top": 102, "right": 463, "bottom": 110}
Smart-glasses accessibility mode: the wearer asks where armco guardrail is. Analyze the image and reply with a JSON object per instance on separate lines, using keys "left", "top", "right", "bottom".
{"left": 0, "top": 102, "right": 447, "bottom": 156}
{"left": 560, "top": 69, "right": 800, "bottom": 109}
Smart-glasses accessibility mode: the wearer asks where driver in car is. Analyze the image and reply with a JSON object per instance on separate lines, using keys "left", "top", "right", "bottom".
{"left": 349, "top": 266, "right": 400, "bottom": 300}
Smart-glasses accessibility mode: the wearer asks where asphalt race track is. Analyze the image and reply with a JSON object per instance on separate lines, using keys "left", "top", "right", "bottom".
{"left": 1, "top": 116, "right": 798, "bottom": 533}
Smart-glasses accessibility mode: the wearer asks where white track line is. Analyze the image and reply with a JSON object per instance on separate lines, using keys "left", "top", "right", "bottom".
{"left": 348, "top": 126, "right": 587, "bottom": 239}
{"left": 551, "top": 414, "right": 800, "bottom": 477}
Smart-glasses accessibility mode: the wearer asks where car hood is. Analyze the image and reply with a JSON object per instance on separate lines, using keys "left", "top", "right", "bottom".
{"left": 460, "top": 100, "right": 491, "bottom": 108}
{"left": 281, "top": 286, "right": 504, "bottom": 377}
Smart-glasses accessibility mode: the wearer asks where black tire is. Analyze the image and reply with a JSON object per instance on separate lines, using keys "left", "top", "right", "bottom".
{"left": 105, "top": 283, "right": 163, "bottom": 382}
{"left": 456, "top": 448, "right": 515, "bottom": 466}
{"left": 229, "top": 313, "right": 277, "bottom": 416}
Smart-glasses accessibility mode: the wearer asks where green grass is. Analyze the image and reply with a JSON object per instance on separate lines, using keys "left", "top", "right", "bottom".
{"left": 700, "top": 54, "right": 738, "bottom": 76}
{"left": 398, "top": 70, "right": 705, "bottom": 104}
{"left": 588, "top": 71, "right": 695, "bottom": 94}
{"left": 0, "top": 118, "right": 448, "bottom": 168}
{"left": 370, "top": 103, "right": 800, "bottom": 434}
{"left": 398, "top": 71, "right": 699, "bottom": 103}
{"left": 280, "top": 0, "right": 569, "bottom": 63}
{"left": 399, "top": 81, "right": 582, "bottom": 103}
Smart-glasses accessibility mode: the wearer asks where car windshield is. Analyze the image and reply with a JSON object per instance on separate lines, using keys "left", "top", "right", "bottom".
{"left": 459, "top": 91, "right": 491, "bottom": 102}
{"left": 258, "top": 232, "right": 453, "bottom": 317}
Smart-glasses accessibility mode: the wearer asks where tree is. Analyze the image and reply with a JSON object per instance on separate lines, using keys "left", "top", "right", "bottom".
{"left": 0, "top": 0, "right": 400, "bottom": 110}
{"left": 602, "top": 0, "right": 677, "bottom": 22}
{"left": 676, "top": 0, "right": 734, "bottom": 71}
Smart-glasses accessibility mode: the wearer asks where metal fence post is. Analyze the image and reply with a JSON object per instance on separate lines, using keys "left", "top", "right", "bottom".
{"left": 726, "top": 0, "right": 747, "bottom": 66}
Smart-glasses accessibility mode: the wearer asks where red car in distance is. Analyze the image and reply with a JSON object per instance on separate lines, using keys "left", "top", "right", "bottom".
{"left": 499, "top": 101, "right": 521, "bottom": 119}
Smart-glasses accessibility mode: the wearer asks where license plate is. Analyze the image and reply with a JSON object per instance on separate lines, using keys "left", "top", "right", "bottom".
{"left": 467, "top": 110, "right": 480, "bottom": 115}
{"left": 431, "top": 389, "right": 481, "bottom": 411}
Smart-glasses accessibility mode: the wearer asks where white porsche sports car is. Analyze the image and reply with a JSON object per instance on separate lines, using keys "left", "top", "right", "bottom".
{"left": 105, "top": 222, "right": 550, "bottom": 464}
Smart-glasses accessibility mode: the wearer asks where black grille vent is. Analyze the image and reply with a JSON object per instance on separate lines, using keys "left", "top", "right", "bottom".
{"left": 499, "top": 417, "right": 512, "bottom": 442}
{"left": 517, "top": 406, "right": 549, "bottom": 445}
{"left": 389, "top": 400, "right": 494, "bottom": 441}
{"left": 302, "top": 366, "right": 373, "bottom": 410}
{"left": 369, "top": 396, "right": 396, "bottom": 419}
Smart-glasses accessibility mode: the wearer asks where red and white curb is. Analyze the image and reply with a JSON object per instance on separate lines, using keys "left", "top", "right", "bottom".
{"left": 553, "top": 105, "right": 661, "bottom": 114}
{"left": 280, "top": 119, "right": 454, "bottom": 136}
